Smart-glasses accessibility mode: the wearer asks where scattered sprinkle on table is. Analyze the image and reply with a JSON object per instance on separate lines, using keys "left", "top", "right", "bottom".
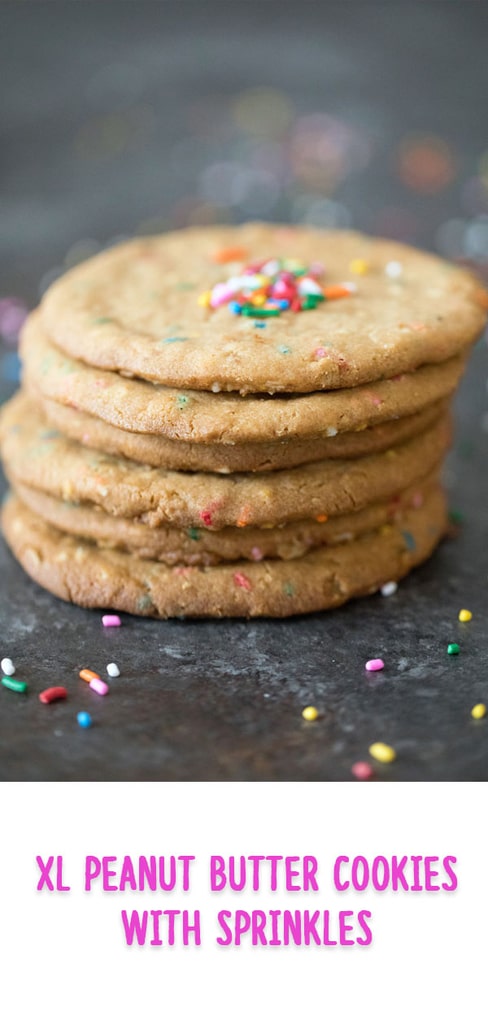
{"left": 447, "top": 643, "right": 460, "bottom": 655}
{"left": 1, "top": 657, "right": 15, "bottom": 676}
{"left": 471, "top": 703, "right": 486, "bottom": 720}
{"left": 106, "top": 663, "right": 120, "bottom": 678}
{"left": 39, "top": 686, "right": 67, "bottom": 704}
{"left": 302, "top": 706, "right": 319, "bottom": 722}
{"left": 1, "top": 675, "right": 27, "bottom": 694}
{"left": 458, "top": 609, "right": 472, "bottom": 622}
{"left": 380, "top": 581, "right": 397, "bottom": 597}
{"left": 102, "top": 614, "right": 121, "bottom": 627}
{"left": 79, "top": 667, "right": 99, "bottom": 682}
{"left": 369, "top": 742, "right": 396, "bottom": 764}
{"left": 89, "top": 677, "right": 109, "bottom": 696}
{"left": 77, "top": 711, "right": 92, "bottom": 729}
{"left": 351, "top": 761, "right": 374, "bottom": 781}
{"left": 365, "top": 658, "right": 385, "bottom": 672}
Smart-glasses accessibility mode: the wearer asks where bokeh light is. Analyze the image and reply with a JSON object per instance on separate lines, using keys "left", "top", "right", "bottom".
{"left": 397, "top": 134, "right": 457, "bottom": 193}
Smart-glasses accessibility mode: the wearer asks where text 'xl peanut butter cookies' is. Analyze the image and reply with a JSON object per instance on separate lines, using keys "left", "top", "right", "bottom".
{"left": 0, "top": 396, "right": 451, "bottom": 529}
{"left": 22, "top": 314, "right": 465, "bottom": 443}
{"left": 39, "top": 224, "right": 486, "bottom": 393}
{"left": 2, "top": 490, "right": 448, "bottom": 618}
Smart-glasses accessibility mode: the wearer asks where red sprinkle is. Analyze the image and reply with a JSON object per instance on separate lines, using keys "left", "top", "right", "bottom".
{"left": 39, "top": 686, "right": 68, "bottom": 704}
{"left": 351, "top": 761, "right": 374, "bottom": 781}
{"left": 200, "top": 509, "right": 213, "bottom": 527}
{"left": 233, "top": 572, "right": 252, "bottom": 591}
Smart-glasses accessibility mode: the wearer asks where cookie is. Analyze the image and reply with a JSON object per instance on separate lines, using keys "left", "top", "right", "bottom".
{"left": 0, "top": 397, "right": 451, "bottom": 529}
{"left": 30, "top": 392, "right": 446, "bottom": 473}
{"left": 22, "top": 314, "right": 465, "bottom": 444}
{"left": 12, "top": 474, "right": 441, "bottom": 565}
{"left": 2, "top": 489, "right": 448, "bottom": 618}
{"left": 38, "top": 224, "right": 486, "bottom": 393}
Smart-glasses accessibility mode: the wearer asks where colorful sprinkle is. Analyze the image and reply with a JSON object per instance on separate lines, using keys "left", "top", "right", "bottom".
{"left": 201, "top": 257, "right": 353, "bottom": 317}
{"left": 283, "top": 582, "right": 295, "bottom": 597}
{"left": 79, "top": 668, "right": 99, "bottom": 683}
{"left": 402, "top": 531, "right": 416, "bottom": 551}
{"left": 385, "top": 261, "right": 403, "bottom": 278}
{"left": 102, "top": 614, "right": 121, "bottom": 627}
{"left": 349, "top": 259, "right": 369, "bottom": 274}
{"left": 200, "top": 509, "right": 213, "bottom": 527}
{"left": 176, "top": 394, "right": 189, "bottom": 409}
{"left": 39, "top": 686, "right": 67, "bottom": 704}
{"left": 1, "top": 657, "right": 15, "bottom": 676}
{"left": 254, "top": 321, "right": 266, "bottom": 328}
{"left": 277, "top": 344, "right": 291, "bottom": 354}
{"left": 77, "top": 711, "right": 92, "bottom": 729}
{"left": 89, "top": 678, "right": 109, "bottom": 697}
{"left": 471, "top": 704, "right": 487, "bottom": 720}
{"left": 161, "top": 336, "right": 188, "bottom": 344}
{"left": 365, "top": 658, "right": 385, "bottom": 672}
{"left": 1, "top": 675, "right": 27, "bottom": 694}
{"left": 447, "top": 643, "right": 460, "bottom": 655}
{"left": 351, "top": 761, "right": 374, "bottom": 780}
{"left": 187, "top": 527, "right": 200, "bottom": 541}
{"left": 458, "top": 609, "right": 472, "bottom": 622}
{"left": 315, "top": 514, "right": 328, "bottom": 523}
{"left": 302, "top": 706, "right": 319, "bottom": 722}
{"left": 234, "top": 572, "right": 252, "bottom": 591}
{"left": 211, "top": 246, "right": 249, "bottom": 264}
{"left": 106, "top": 663, "right": 120, "bottom": 678}
{"left": 369, "top": 742, "right": 396, "bottom": 764}
{"left": 381, "top": 581, "right": 398, "bottom": 597}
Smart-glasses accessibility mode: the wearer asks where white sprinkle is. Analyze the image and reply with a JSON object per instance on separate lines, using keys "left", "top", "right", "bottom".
{"left": 326, "top": 426, "right": 338, "bottom": 437}
{"left": 1, "top": 658, "right": 15, "bottom": 677}
{"left": 106, "top": 662, "right": 120, "bottom": 678}
{"left": 385, "top": 261, "right": 403, "bottom": 279}
{"left": 211, "top": 382, "right": 221, "bottom": 393}
{"left": 381, "top": 581, "right": 398, "bottom": 597}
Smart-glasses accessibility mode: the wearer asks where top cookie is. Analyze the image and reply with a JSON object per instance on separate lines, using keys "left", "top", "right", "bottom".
{"left": 40, "top": 224, "right": 487, "bottom": 394}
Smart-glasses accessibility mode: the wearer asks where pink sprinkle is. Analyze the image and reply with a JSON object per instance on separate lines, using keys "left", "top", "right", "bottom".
{"left": 313, "top": 347, "right": 327, "bottom": 359}
{"left": 250, "top": 546, "right": 264, "bottom": 561}
{"left": 351, "top": 761, "right": 374, "bottom": 781}
{"left": 234, "top": 572, "right": 252, "bottom": 591}
{"left": 89, "top": 677, "right": 109, "bottom": 696}
{"left": 369, "top": 394, "right": 382, "bottom": 407}
{"left": 365, "top": 658, "right": 385, "bottom": 672}
{"left": 94, "top": 379, "right": 110, "bottom": 389}
{"left": 200, "top": 509, "right": 213, "bottom": 527}
{"left": 411, "top": 491, "right": 424, "bottom": 508}
{"left": 172, "top": 566, "right": 193, "bottom": 577}
{"left": 102, "top": 614, "right": 121, "bottom": 627}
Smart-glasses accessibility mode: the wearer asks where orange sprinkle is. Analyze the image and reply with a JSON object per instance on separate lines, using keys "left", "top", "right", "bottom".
{"left": 236, "top": 507, "right": 251, "bottom": 528}
{"left": 79, "top": 668, "right": 99, "bottom": 683}
{"left": 211, "top": 246, "right": 248, "bottom": 264}
{"left": 409, "top": 322, "right": 427, "bottom": 331}
{"left": 323, "top": 284, "right": 353, "bottom": 300}
{"left": 315, "top": 514, "right": 328, "bottom": 523}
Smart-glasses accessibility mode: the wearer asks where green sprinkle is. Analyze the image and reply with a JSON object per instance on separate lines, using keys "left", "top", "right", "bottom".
{"left": 176, "top": 394, "right": 189, "bottom": 409}
{"left": 277, "top": 344, "right": 291, "bottom": 355}
{"left": 241, "top": 306, "right": 280, "bottom": 318}
{"left": 136, "top": 594, "right": 154, "bottom": 612}
{"left": 175, "top": 282, "right": 197, "bottom": 291}
{"left": 93, "top": 317, "right": 114, "bottom": 325}
{"left": 1, "top": 676, "right": 27, "bottom": 693}
{"left": 447, "top": 643, "right": 460, "bottom": 656}
{"left": 449, "top": 509, "right": 464, "bottom": 525}
{"left": 301, "top": 296, "right": 321, "bottom": 310}
{"left": 187, "top": 527, "right": 200, "bottom": 541}
{"left": 283, "top": 582, "right": 295, "bottom": 597}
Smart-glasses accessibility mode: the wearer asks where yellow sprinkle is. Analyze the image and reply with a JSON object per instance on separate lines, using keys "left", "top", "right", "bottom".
{"left": 198, "top": 291, "right": 211, "bottom": 307}
{"left": 458, "top": 609, "right": 472, "bottom": 622}
{"left": 471, "top": 703, "right": 486, "bottom": 720}
{"left": 369, "top": 741, "right": 396, "bottom": 764}
{"left": 252, "top": 295, "right": 266, "bottom": 306}
{"left": 302, "top": 706, "right": 319, "bottom": 722}
{"left": 349, "top": 258, "right": 369, "bottom": 275}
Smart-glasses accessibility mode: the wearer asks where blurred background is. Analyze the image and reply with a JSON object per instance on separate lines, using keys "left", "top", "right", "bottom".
{"left": 1, "top": 0, "right": 488, "bottom": 385}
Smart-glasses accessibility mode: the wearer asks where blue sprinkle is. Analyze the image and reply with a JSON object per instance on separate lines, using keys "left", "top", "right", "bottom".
{"left": 277, "top": 344, "right": 291, "bottom": 354}
{"left": 77, "top": 711, "right": 92, "bottom": 729}
{"left": 229, "top": 301, "right": 242, "bottom": 314}
{"left": 161, "top": 336, "right": 188, "bottom": 344}
{"left": 276, "top": 299, "right": 290, "bottom": 310}
{"left": 402, "top": 531, "right": 416, "bottom": 551}
{"left": 254, "top": 321, "right": 267, "bottom": 328}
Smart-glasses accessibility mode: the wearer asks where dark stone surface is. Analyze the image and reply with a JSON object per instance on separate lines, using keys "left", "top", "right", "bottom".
{"left": 1, "top": 1, "right": 487, "bottom": 780}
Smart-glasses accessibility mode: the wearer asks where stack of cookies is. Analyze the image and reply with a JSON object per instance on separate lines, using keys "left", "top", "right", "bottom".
{"left": 1, "top": 224, "right": 485, "bottom": 617}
